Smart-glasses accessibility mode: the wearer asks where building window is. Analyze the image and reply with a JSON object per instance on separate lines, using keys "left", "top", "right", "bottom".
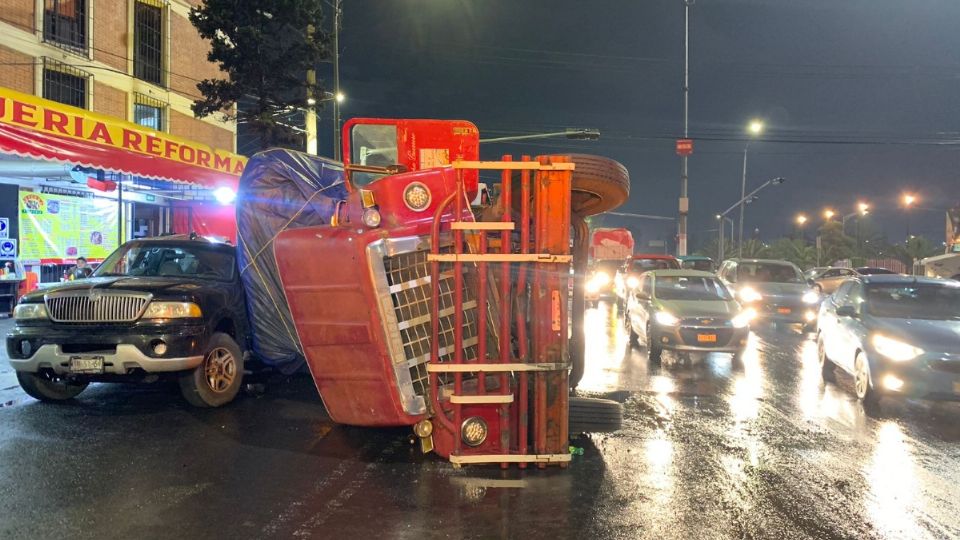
{"left": 42, "top": 58, "right": 89, "bottom": 109}
{"left": 134, "top": 93, "right": 166, "bottom": 131}
{"left": 43, "top": 0, "right": 88, "bottom": 52}
{"left": 134, "top": 0, "right": 164, "bottom": 86}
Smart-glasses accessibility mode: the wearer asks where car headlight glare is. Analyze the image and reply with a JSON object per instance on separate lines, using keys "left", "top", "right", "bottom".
{"left": 13, "top": 303, "right": 48, "bottom": 320}
{"left": 141, "top": 301, "right": 203, "bottom": 319}
{"left": 593, "top": 271, "right": 610, "bottom": 286}
{"left": 403, "top": 182, "right": 432, "bottom": 211}
{"left": 802, "top": 290, "right": 821, "bottom": 304}
{"left": 626, "top": 276, "right": 640, "bottom": 289}
{"left": 731, "top": 308, "right": 757, "bottom": 329}
{"left": 739, "top": 286, "right": 762, "bottom": 303}
{"left": 871, "top": 334, "right": 923, "bottom": 362}
{"left": 655, "top": 311, "right": 681, "bottom": 326}
{"left": 586, "top": 280, "right": 601, "bottom": 293}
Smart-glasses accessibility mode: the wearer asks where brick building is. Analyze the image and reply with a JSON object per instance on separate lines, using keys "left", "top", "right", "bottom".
{"left": 0, "top": 1, "right": 244, "bottom": 285}
{"left": 0, "top": 0, "right": 234, "bottom": 151}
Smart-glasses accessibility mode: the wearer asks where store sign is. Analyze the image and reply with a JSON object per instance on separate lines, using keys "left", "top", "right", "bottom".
{"left": 0, "top": 217, "right": 8, "bottom": 238}
{"left": 0, "top": 239, "right": 16, "bottom": 257}
{"left": 0, "top": 87, "right": 245, "bottom": 189}
{"left": 18, "top": 192, "right": 117, "bottom": 262}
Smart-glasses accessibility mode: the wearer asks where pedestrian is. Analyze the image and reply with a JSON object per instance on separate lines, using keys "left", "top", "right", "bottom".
{"left": 68, "top": 257, "right": 93, "bottom": 280}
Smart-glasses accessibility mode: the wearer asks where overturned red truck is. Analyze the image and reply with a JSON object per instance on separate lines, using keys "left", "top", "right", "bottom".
{"left": 236, "top": 119, "right": 629, "bottom": 466}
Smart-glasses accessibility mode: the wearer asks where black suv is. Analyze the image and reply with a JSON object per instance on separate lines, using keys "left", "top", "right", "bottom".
{"left": 6, "top": 236, "right": 249, "bottom": 407}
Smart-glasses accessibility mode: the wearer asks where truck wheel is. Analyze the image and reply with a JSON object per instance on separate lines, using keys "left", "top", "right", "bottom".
{"left": 569, "top": 396, "right": 623, "bottom": 434}
{"left": 17, "top": 371, "right": 88, "bottom": 402}
{"left": 566, "top": 154, "right": 630, "bottom": 217}
{"left": 179, "top": 332, "right": 244, "bottom": 408}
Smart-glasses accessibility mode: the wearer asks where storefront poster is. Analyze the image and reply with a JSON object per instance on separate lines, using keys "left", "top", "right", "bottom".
{"left": 18, "top": 192, "right": 117, "bottom": 262}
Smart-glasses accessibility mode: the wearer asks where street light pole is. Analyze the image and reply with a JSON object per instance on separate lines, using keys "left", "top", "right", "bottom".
{"left": 723, "top": 175, "right": 783, "bottom": 258}
{"left": 305, "top": 24, "right": 318, "bottom": 156}
{"left": 332, "top": 0, "right": 342, "bottom": 160}
{"left": 738, "top": 142, "right": 749, "bottom": 256}
{"left": 479, "top": 128, "right": 600, "bottom": 144}
{"left": 678, "top": 0, "right": 692, "bottom": 256}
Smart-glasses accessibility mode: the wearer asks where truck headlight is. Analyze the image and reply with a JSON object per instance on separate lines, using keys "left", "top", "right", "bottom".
{"left": 141, "top": 302, "right": 202, "bottom": 319}
{"left": 871, "top": 334, "right": 923, "bottom": 362}
{"left": 626, "top": 276, "right": 640, "bottom": 289}
{"left": 362, "top": 208, "right": 382, "bottom": 228}
{"left": 654, "top": 311, "right": 680, "bottom": 326}
{"left": 14, "top": 303, "right": 48, "bottom": 320}
{"left": 802, "top": 290, "right": 821, "bottom": 304}
{"left": 739, "top": 286, "right": 762, "bottom": 303}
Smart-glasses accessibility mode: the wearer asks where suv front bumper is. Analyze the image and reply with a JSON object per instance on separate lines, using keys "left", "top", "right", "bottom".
{"left": 6, "top": 323, "right": 207, "bottom": 375}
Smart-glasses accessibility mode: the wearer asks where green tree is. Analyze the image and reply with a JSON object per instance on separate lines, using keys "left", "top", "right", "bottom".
{"left": 765, "top": 238, "right": 818, "bottom": 269}
{"left": 190, "top": 0, "right": 331, "bottom": 148}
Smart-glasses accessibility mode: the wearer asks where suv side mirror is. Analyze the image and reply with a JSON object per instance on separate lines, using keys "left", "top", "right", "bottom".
{"left": 836, "top": 305, "right": 857, "bottom": 318}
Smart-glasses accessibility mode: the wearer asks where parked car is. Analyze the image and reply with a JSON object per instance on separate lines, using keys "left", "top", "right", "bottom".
{"left": 817, "top": 275, "right": 960, "bottom": 404}
{"left": 586, "top": 258, "right": 625, "bottom": 305}
{"left": 855, "top": 266, "right": 898, "bottom": 275}
{"left": 614, "top": 254, "right": 681, "bottom": 305}
{"left": 625, "top": 270, "right": 753, "bottom": 363}
{"left": 6, "top": 235, "right": 249, "bottom": 407}
{"left": 678, "top": 255, "right": 716, "bottom": 272}
{"left": 717, "top": 258, "right": 821, "bottom": 327}
{"left": 809, "top": 266, "right": 859, "bottom": 294}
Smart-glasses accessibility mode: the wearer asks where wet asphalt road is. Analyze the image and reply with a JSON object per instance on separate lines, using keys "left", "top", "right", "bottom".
{"left": 2, "top": 305, "right": 960, "bottom": 540}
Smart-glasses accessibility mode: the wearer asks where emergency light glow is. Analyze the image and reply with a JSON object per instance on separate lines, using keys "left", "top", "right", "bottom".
{"left": 213, "top": 187, "right": 237, "bottom": 205}
{"left": 403, "top": 182, "right": 432, "bottom": 211}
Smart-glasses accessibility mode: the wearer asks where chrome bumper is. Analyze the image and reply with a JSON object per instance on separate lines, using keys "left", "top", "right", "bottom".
{"left": 8, "top": 344, "right": 203, "bottom": 375}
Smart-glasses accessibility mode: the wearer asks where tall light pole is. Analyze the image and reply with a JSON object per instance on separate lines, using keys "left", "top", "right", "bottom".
{"left": 716, "top": 214, "right": 734, "bottom": 260}
{"left": 738, "top": 119, "right": 764, "bottom": 257}
{"left": 796, "top": 214, "right": 808, "bottom": 240}
{"left": 722, "top": 175, "right": 783, "bottom": 258}
{"left": 331, "top": 0, "right": 343, "bottom": 160}
{"left": 305, "top": 24, "right": 318, "bottom": 156}
{"left": 903, "top": 193, "right": 916, "bottom": 241}
{"left": 678, "top": 0, "right": 692, "bottom": 256}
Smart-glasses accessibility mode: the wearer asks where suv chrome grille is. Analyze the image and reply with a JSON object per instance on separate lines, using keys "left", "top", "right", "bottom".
{"left": 383, "top": 248, "right": 478, "bottom": 397}
{"left": 45, "top": 292, "right": 151, "bottom": 323}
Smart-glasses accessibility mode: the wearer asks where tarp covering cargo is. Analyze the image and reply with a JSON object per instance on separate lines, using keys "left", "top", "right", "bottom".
{"left": 236, "top": 149, "right": 347, "bottom": 372}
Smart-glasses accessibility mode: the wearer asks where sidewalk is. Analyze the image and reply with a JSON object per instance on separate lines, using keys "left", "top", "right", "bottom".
{"left": 0, "top": 317, "right": 26, "bottom": 406}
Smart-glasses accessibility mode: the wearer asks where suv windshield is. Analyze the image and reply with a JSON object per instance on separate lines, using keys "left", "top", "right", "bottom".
{"left": 655, "top": 276, "right": 733, "bottom": 301}
{"left": 630, "top": 258, "right": 680, "bottom": 272}
{"left": 95, "top": 243, "right": 236, "bottom": 282}
{"left": 866, "top": 284, "right": 960, "bottom": 320}
{"left": 737, "top": 262, "right": 803, "bottom": 283}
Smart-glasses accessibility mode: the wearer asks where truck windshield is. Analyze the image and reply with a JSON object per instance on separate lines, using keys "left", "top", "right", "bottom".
{"left": 94, "top": 243, "right": 236, "bottom": 282}
{"left": 350, "top": 124, "right": 398, "bottom": 186}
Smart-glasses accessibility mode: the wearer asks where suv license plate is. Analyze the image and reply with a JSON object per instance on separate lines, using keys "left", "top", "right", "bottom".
{"left": 69, "top": 356, "right": 104, "bottom": 374}
{"left": 697, "top": 333, "right": 717, "bottom": 343}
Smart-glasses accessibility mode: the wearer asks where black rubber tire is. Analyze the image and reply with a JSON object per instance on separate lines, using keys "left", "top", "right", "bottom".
{"left": 179, "top": 332, "right": 244, "bottom": 408}
{"left": 569, "top": 396, "right": 623, "bottom": 434}
{"left": 512, "top": 154, "right": 629, "bottom": 217}
{"left": 647, "top": 324, "right": 663, "bottom": 365}
{"left": 817, "top": 334, "right": 836, "bottom": 382}
{"left": 17, "top": 371, "right": 88, "bottom": 402}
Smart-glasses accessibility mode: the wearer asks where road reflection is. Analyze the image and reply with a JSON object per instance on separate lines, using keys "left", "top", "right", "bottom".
{"left": 867, "top": 421, "right": 920, "bottom": 539}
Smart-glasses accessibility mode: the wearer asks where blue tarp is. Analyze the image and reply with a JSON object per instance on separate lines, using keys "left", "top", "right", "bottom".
{"left": 235, "top": 149, "right": 347, "bottom": 373}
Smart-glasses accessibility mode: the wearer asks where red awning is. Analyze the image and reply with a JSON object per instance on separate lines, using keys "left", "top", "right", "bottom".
{"left": 0, "top": 87, "right": 245, "bottom": 190}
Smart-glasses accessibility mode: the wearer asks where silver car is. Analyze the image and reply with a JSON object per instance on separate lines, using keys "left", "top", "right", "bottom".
{"left": 717, "top": 259, "right": 821, "bottom": 326}
{"left": 817, "top": 275, "right": 960, "bottom": 403}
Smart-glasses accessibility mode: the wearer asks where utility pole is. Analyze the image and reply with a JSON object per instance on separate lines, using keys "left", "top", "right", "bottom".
{"left": 737, "top": 144, "right": 748, "bottom": 257}
{"left": 332, "top": 0, "right": 342, "bottom": 160}
{"left": 678, "top": 0, "right": 692, "bottom": 256}
{"left": 305, "top": 24, "right": 318, "bottom": 156}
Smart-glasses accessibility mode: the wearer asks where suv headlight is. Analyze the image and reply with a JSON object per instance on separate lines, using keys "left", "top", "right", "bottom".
{"left": 739, "top": 286, "right": 762, "bottom": 303}
{"left": 626, "top": 276, "right": 640, "bottom": 289}
{"left": 141, "top": 302, "right": 202, "bottom": 319}
{"left": 802, "top": 290, "right": 821, "bottom": 304}
{"left": 871, "top": 334, "right": 923, "bottom": 362}
{"left": 731, "top": 308, "right": 757, "bottom": 329}
{"left": 654, "top": 311, "right": 681, "bottom": 326}
{"left": 14, "top": 303, "right": 48, "bottom": 320}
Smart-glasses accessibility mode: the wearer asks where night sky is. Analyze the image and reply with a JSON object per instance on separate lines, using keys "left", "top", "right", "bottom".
{"left": 308, "top": 0, "right": 960, "bottom": 249}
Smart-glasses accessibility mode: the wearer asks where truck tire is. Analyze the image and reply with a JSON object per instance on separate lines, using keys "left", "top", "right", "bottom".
{"left": 179, "top": 332, "right": 244, "bottom": 408}
{"left": 510, "top": 154, "right": 629, "bottom": 217}
{"left": 569, "top": 396, "right": 623, "bottom": 434}
{"left": 17, "top": 371, "right": 88, "bottom": 402}
{"left": 566, "top": 154, "right": 630, "bottom": 217}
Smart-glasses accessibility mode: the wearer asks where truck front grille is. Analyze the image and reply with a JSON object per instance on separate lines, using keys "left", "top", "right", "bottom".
{"left": 383, "top": 249, "right": 478, "bottom": 397}
{"left": 45, "top": 292, "right": 150, "bottom": 323}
